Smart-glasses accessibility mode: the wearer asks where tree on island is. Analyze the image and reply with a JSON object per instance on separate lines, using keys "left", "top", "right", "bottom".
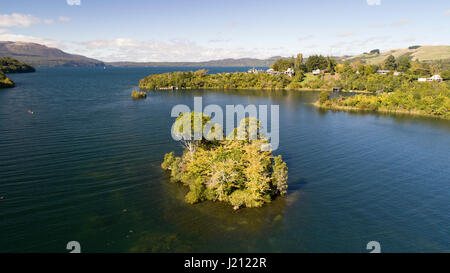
{"left": 172, "top": 111, "right": 212, "bottom": 154}
{"left": 162, "top": 113, "right": 288, "bottom": 209}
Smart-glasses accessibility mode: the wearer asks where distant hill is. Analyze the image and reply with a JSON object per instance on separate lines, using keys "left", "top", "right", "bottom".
{"left": 4, "top": 41, "right": 448, "bottom": 69}
{"left": 341, "top": 45, "right": 450, "bottom": 64}
{"left": 106, "top": 56, "right": 282, "bottom": 68}
{"left": 0, "top": 41, "right": 105, "bottom": 67}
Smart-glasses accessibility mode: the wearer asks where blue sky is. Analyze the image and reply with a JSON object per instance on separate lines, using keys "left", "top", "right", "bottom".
{"left": 1, "top": 0, "right": 449, "bottom": 62}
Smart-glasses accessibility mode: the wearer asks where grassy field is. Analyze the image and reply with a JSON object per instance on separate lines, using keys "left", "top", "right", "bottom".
{"left": 343, "top": 45, "right": 450, "bottom": 64}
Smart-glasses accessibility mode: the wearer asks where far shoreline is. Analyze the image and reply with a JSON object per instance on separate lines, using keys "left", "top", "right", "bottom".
{"left": 141, "top": 86, "right": 372, "bottom": 94}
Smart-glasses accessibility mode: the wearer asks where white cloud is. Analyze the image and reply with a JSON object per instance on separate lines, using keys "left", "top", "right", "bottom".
{"left": 208, "top": 39, "right": 231, "bottom": 43}
{"left": 67, "top": 0, "right": 81, "bottom": 6}
{"left": 0, "top": 13, "right": 40, "bottom": 27}
{"left": 0, "top": 29, "right": 63, "bottom": 48}
{"left": 329, "top": 35, "right": 392, "bottom": 55}
{"left": 297, "top": 35, "right": 314, "bottom": 42}
{"left": 366, "top": 0, "right": 381, "bottom": 5}
{"left": 0, "top": 13, "right": 71, "bottom": 28}
{"left": 369, "top": 19, "right": 409, "bottom": 28}
{"left": 392, "top": 19, "right": 409, "bottom": 26}
{"left": 445, "top": 10, "right": 450, "bottom": 16}
{"left": 338, "top": 31, "right": 355, "bottom": 37}
{"left": 402, "top": 36, "right": 416, "bottom": 43}
{"left": 58, "top": 16, "right": 72, "bottom": 22}
{"left": 70, "top": 38, "right": 288, "bottom": 62}
{"left": 44, "top": 19, "right": 54, "bottom": 25}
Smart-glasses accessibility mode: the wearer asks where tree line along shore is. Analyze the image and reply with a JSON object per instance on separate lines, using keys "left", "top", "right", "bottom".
{"left": 139, "top": 53, "right": 449, "bottom": 119}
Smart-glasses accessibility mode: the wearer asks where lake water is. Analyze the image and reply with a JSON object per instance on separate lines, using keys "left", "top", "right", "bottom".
{"left": 0, "top": 67, "right": 449, "bottom": 253}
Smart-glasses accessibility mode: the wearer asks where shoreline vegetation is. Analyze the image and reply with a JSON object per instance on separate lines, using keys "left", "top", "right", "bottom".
{"left": 314, "top": 101, "right": 448, "bottom": 119}
{"left": 0, "top": 71, "right": 14, "bottom": 88}
{"left": 0, "top": 57, "right": 36, "bottom": 89}
{"left": 161, "top": 113, "right": 288, "bottom": 210}
{"left": 139, "top": 53, "right": 449, "bottom": 119}
{"left": 138, "top": 69, "right": 371, "bottom": 93}
{"left": 316, "top": 82, "right": 449, "bottom": 120}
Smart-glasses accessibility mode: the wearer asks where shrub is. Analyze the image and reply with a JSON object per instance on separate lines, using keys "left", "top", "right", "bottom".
{"left": 131, "top": 90, "right": 147, "bottom": 99}
{"left": 318, "top": 91, "right": 330, "bottom": 104}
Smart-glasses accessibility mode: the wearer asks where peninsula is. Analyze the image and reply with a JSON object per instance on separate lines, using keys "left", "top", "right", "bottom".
{"left": 0, "top": 71, "right": 14, "bottom": 88}
{"left": 0, "top": 57, "right": 36, "bottom": 89}
{"left": 139, "top": 51, "right": 449, "bottom": 119}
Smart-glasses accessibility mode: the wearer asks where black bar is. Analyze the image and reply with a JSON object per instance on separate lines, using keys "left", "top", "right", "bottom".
{"left": 0, "top": 253, "right": 448, "bottom": 272}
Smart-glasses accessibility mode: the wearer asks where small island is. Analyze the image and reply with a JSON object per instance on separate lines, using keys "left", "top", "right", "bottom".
{"left": 161, "top": 112, "right": 288, "bottom": 209}
{"left": 0, "top": 57, "right": 36, "bottom": 89}
{"left": 131, "top": 90, "right": 147, "bottom": 99}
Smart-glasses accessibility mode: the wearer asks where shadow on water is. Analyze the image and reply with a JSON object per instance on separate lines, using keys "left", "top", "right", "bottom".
{"left": 287, "top": 178, "right": 309, "bottom": 192}
{"left": 124, "top": 174, "right": 299, "bottom": 253}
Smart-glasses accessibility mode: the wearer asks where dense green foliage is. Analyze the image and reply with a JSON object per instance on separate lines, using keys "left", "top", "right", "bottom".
{"left": 0, "top": 57, "right": 35, "bottom": 89}
{"left": 0, "top": 71, "right": 14, "bottom": 88}
{"left": 0, "top": 57, "right": 35, "bottom": 73}
{"left": 162, "top": 114, "right": 288, "bottom": 209}
{"left": 397, "top": 56, "right": 412, "bottom": 72}
{"left": 319, "top": 90, "right": 330, "bottom": 104}
{"left": 384, "top": 55, "right": 398, "bottom": 70}
{"left": 270, "top": 53, "right": 305, "bottom": 72}
{"left": 271, "top": 57, "right": 296, "bottom": 72}
{"left": 140, "top": 53, "right": 449, "bottom": 119}
{"left": 140, "top": 69, "right": 300, "bottom": 90}
{"left": 131, "top": 90, "right": 147, "bottom": 99}
{"left": 440, "top": 70, "right": 450, "bottom": 80}
{"left": 317, "top": 81, "right": 450, "bottom": 119}
{"left": 305, "top": 55, "right": 336, "bottom": 72}
{"left": 270, "top": 54, "right": 336, "bottom": 73}
{"left": 140, "top": 56, "right": 448, "bottom": 94}
{"left": 332, "top": 56, "right": 450, "bottom": 92}
{"left": 316, "top": 55, "right": 450, "bottom": 119}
